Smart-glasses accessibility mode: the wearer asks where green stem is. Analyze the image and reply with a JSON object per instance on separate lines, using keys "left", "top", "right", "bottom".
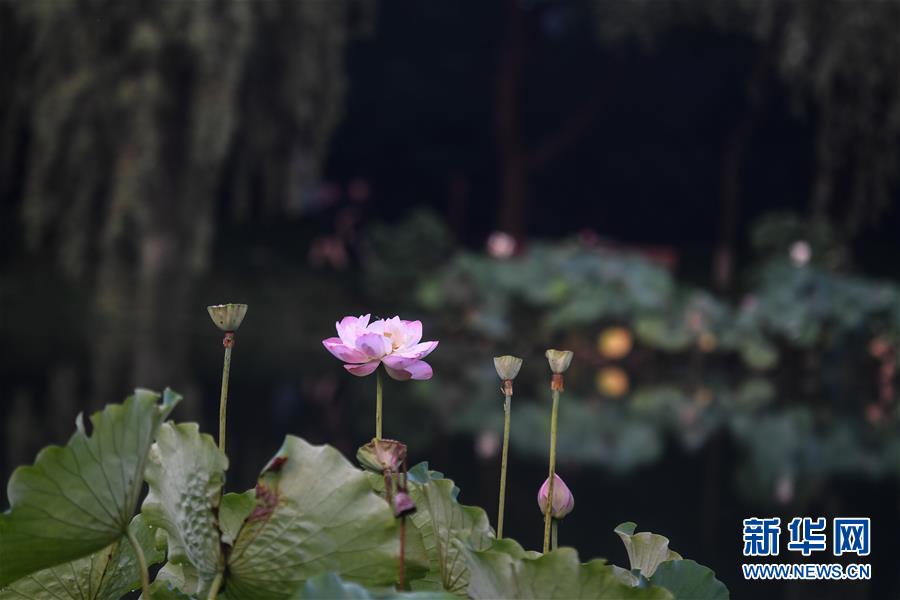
{"left": 376, "top": 368, "right": 383, "bottom": 440}
{"left": 551, "top": 518, "right": 558, "bottom": 551}
{"left": 218, "top": 343, "right": 233, "bottom": 453}
{"left": 126, "top": 526, "right": 151, "bottom": 599}
{"left": 498, "top": 394, "right": 511, "bottom": 538}
{"left": 207, "top": 570, "right": 224, "bottom": 600}
{"left": 543, "top": 387, "right": 560, "bottom": 553}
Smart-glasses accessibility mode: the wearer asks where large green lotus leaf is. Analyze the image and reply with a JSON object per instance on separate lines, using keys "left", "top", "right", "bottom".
{"left": 149, "top": 490, "right": 252, "bottom": 597}
{"left": 362, "top": 472, "right": 432, "bottom": 586}
{"left": 614, "top": 522, "right": 682, "bottom": 577}
{"left": 142, "top": 422, "right": 228, "bottom": 595}
{"left": 219, "top": 490, "right": 255, "bottom": 547}
{"left": 147, "top": 583, "right": 195, "bottom": 600}
{"left": 0, "top": 389, "right": 180, "bottom": 587}
{"left": 290, "top": 572, "right": 456, "bottom": 599}
{"left": 461, "top": 539, "right": 673, "bottom": 599}
{"left": 610, "top": 564, "right": 641, "bottom": 587}
{"left": 223, "top": 436, "right": 402, "bottom": 599}
{"left": 649, "top": 560, "right": 729, "bottom": 600}
{"left": 405, "top": 463, "right": 494, "bottom": 594}
{"left": 0, "top": 515, "right": 162, "bottom": 599}
{"left": 148, "top": 562, "right": 200, "bottom": 599}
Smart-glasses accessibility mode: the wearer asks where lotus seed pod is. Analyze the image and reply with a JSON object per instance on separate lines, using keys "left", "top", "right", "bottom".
{"left": 537, "top": 473, "right": 574, "bottom": 519}
{"left": 392, "top": 490, "right": 417, "bottom": 517}
{"left": 207, "top": 303, "right": 248, "bottom": 331}
{"left": 545, "top": 349, "right": 574, "bottom": 374}
{"left": 494, "top": 355, "right": 524, "bottom": 381}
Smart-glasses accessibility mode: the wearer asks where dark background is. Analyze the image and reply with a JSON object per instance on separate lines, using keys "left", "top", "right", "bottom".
{"left": 3, "top": 1, "right": 900, "bottom": 598}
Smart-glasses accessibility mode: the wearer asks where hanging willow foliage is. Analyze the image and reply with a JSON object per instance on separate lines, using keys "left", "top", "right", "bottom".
{"left": 776, "top": 0, "right": 900, "bottom": 231}
{"left": 0, "top": 0, "right": 372, "bottom": 408}
{"left": 5, "top": 0, "right": 369, "bottom": 280}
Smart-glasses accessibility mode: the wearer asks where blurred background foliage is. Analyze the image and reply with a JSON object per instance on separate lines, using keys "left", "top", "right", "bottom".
{"left": 3, "top": 1, "right": 900, "bottom": 598}
{"left": 405, "top": 210, "right": 900, "bottom": 504}
{"left": 365, "top": 208, "right": 900, "bottom": 599}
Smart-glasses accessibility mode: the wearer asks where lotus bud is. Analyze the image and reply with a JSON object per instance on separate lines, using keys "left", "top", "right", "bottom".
{"left": 393, "top": 490, "right": 417, "bottom": 517}
{"left": 537, "top": 474, "right": 574, "bottom": 519}
{"left": 357, "top": 438, "right": 407, "bottom": 473}
{"left": 207, "top": 303, "right": 248, "bottom": 346}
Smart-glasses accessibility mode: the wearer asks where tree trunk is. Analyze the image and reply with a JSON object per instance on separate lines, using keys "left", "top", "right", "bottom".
{"left": 495, "top": 0, "right": 529, "bottom": 239}
{"left": 713, "top": 117, "right": 750, "bottom": 292}
{"left": 713, "top": 36, "right": 773, "bottom": 291}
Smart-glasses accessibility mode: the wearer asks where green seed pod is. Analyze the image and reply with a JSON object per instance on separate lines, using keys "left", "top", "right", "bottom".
{"left": 207, "top": 303, "right": 248, "bottom": 331}
{"left": 494, "top": 355, "right": 523, "bottom": 381}
{"left": 545, "top": 349, "right": 574, "bottom": 374}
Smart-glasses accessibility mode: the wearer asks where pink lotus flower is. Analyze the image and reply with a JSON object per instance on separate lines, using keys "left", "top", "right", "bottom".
{"left": 323, "top": 314, "right": 438, "bottom": 380}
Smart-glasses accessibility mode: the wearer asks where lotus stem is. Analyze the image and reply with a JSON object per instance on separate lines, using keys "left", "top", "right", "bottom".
{"left": 395, "top": 464, "right": 412, "bottom": 590}
{"left": 208, "top": 570, "right": 224, "bottom": 600}
{"left": 376, "top": 368, "right": 383, "bottom": 440}
{"left": 218, "top": 332, "right": 234, "bottom": 453}
{"left": 383, "top": 468, "right": 394, "bottom": 504}
{"left": 543, "top": 386, "right": 560, "bottom": 553}
{"left": 497, "top": 387, "right": 512, "bottom": 538}
{"left": 207, "top": 304, "right": 246, "bottom": 454}
{"left": 126, "top": 526, "right": 151, "bottom": 599}
{"left": 551, "top": 518, "right": 558, "bottom": 551}
{"left": 399, "top": 516, "right": 407, "bottom": 589}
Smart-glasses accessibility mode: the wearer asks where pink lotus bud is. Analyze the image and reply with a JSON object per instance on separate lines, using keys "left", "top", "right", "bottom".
{"left": 392, "top": 490, "right": 417, "bottom": 517}
{"left": 537, "top": 474, "right": 574, "bottom": 519}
